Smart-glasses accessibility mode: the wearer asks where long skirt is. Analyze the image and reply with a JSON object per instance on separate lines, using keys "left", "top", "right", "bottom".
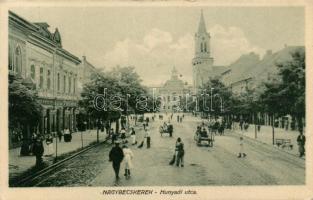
{"left": 46, "top": 143, "right": 54, "bottom": 156}
{"left": 298, "top": 145, "right": 305, "bottom": 155}
{"left": 131, "top": 135, "right": 136, "bottom": 144}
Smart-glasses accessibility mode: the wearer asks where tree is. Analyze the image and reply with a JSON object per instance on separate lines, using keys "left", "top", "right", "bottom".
{"left": 199, "top": 78, "right": 233, "bottom": 118}
{"left": 259, "top": 48, "right": 305, "bottom": 132}
{"left": 79, "top": 66, "right": 153, "bottom": 133}
{"left": 9, "top": 75, "right": 42, "bottom": 155}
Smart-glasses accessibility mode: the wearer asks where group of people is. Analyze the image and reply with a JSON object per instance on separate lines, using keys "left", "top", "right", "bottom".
{"left": 109, "top": 141, "right": 134, "bottom": 180}
{"left": 169, "top": 137, "right": 185, "bottom": 167}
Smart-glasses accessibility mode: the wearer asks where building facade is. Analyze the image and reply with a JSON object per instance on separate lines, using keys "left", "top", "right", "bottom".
{"left": 150, "top": 67, "right": 192, "bottom": 112}
{"left": 77, "top": 55, "right": 100, "bottom": 94}
{"left": 9, "top": 11, "right": 81, "bottom": 137}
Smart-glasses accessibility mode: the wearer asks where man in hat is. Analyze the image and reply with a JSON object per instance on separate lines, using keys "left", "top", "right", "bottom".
{"left": 32, "top": 136, "right": 44, "bottom": 167}
{"left": 109, "top": 140, "right": 124, "bottom": 180}
{"left": 297, "top": 130, "right": 306, "bottom": 157}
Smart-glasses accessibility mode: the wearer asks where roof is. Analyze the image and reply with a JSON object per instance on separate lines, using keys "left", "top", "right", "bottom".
{"left": 226, "top": 52, "right": 260, "bottom": 84}
{"left": 224, "top": 46, "right": 304, "bottom": 86}
{"left": 198, "top": 10, "right": 207, "bottom": 34}
{"left": 243, "top": 46, "right": 304, "bottom": 84}
{"left": 9, "top": 10, "right": 81, "bottom": 64}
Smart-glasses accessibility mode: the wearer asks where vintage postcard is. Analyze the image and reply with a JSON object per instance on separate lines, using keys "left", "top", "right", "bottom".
{"left": 0, "top": 0, "right": 312, "bottom": 199}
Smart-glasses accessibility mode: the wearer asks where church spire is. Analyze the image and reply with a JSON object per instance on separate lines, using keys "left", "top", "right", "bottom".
{"left": 198, "top": 10, "right": 207, "bottom": 34}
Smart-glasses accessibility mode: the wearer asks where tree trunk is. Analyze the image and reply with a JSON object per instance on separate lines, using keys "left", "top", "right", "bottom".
{"left": 115, "top": 118, "right": 120, "bottom": 134}
{"left": 296, "top": 115, "right": 304, "bottom": 133}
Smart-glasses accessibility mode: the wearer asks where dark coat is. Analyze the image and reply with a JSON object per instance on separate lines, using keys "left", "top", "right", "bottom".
{"left": 32, "top": 141, "right": 44, "bottom": 156}
{"left": 297, "top": 135, "right": 306, "bottom": 146}
{"left": 168, "top": 124, "right": 173, "bottom": 132}
{"left": 109, "top": 146, "right": 124, "bottom": 163}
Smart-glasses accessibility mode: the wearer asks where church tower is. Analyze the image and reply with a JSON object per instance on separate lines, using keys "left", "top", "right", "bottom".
{"left": 192, "top": 10, "right": 214, "bottom": 91}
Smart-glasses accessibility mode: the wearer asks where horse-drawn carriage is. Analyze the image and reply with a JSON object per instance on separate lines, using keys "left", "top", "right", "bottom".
{"left": 194, "top": 127, "right": 213, "bottom": 147}
{"left": 159, "top": 123, "right": 173, "bottom": 136}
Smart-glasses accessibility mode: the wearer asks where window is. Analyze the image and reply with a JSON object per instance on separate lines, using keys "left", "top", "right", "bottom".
{"left": 73, "top": 77, "right": 76, "bottom": 94}
{"left": 63, "top": 75, "right": 66, "bottom": 93}
{"left": 167, "top": 96, "right": 170, "bottom": 101}
{"left": 47, "top": 70, "right": 51, "bottom": 90}
{"left": 39, "top": 67, "right": 44, "bottom": 89}
{"left": 30, "top": 65, "right": 35, "bottom": 80}
{"left": 9, "top": 45, "right": 13, "bottom": 70}
{"left": 57, "top": 73, "right": 60, "bottom": 92}
{"left": 68, "top": 76, "right": 72, "bottom": 93}
{"left": 15, "top": 46, "right": 22, "bottom": 74}
{"left": 200, "top": 43, "right": 203, "bottom": 52}
{"left": 204, "top": 42, "right": 207, "bottom": 52}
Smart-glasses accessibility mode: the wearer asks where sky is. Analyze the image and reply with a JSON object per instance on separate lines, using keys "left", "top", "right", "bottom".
{"left": 11, "top": 6, "right": 304, "bottom": 86}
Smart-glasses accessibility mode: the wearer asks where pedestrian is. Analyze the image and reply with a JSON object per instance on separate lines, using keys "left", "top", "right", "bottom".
{"left": 239, "top": 119, "right": 243, "bottom": 131}
{"left": 32, "top": 136, "right": 44, "bottom": 167}
{"left": 111, "top": 128, "right": 117, "bottom": 144}
{"left": 177, "top": 115, "right": 179, "bottom": 122}
{"left": 120, "top": 128, "right": 127, "bottom": 144}
{"left": 175, "top": 137, "right": 184, "bottom": 167}
{"left": 145, "top": 128, "right": 151, "bottom": 148}
{"left": 45, "top": 134, "right": 54, "bottom": 156}
{"left": 30, "top": 132, "right": 37, "bottom": 155}
{"left": 238, "top": 137, "right": 246, "bottom": 158}
{"left": 57, "top": 130, "right": 63, "bottom": 142}
{"left": 109, "top": 141, "right": 124, "bottom": 180}
{"left": 122, "top": 145, "right": 134, "bottom": 179}
{"left": 297, "top": 130, "right": 306, "bottom": 157}
{"left": 168, "top": 122, "right": 173, "bottom": 137}
{"left": 130, "top": 127, "right": 137, "bottom": 145}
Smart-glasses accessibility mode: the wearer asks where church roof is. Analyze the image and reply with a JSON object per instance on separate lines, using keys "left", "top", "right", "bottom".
{"left": 198, "top": 10, "right": 207, "bottom": 34}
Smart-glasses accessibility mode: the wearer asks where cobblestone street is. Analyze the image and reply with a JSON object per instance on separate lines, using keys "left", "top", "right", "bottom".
{"left": 31, "top": 115, "right": 304, "bottom": 186}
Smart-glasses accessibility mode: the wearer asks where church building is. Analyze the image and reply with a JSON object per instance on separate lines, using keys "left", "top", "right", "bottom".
{"left": 192, "top": 11, "right": 226, "bottom": 92}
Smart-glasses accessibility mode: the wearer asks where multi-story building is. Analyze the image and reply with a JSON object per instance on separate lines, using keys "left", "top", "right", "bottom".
{"left": 77, "top": 55, "right": 101, "bottom": 94}
{"left": 9, "top": 11, "right": 81, "bottom": 137}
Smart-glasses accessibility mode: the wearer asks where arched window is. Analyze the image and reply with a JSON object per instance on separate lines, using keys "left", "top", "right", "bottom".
{"left": 30, "top": 65, "right": 36, "bottom": 80}
{"left": 15, "top": 46, "right": 22, "bottom": 74}
{"left": 200, "top": 43, "right": 203, "bottom": 52}
{"left": 204, "top": 42, "right": 207, "bottom": 52}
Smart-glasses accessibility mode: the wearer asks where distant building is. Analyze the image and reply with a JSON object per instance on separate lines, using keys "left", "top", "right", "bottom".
{"left": 9, "top": 11, "right": 81, "bottom": 138}
{"left": 192, "top": 10, "right": 226, "bottom": 91}
{"left": 220, "top": 46, "right": 304, "bottom": 94}
{"left": 149, "top": 67, "right": 192, "bottom": 112}
{"left": 77, "top": 55, "right": 100, "bottom": 94}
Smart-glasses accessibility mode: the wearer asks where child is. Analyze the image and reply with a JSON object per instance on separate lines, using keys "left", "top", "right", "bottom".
{"left": 122, "top": 145, "right": 134, "bottom": 179}
{"left": 238, "top": 137, "right": 247, "bottom": 158}
{"left": 130, "top": 127, "right": 137, "bottom": 145}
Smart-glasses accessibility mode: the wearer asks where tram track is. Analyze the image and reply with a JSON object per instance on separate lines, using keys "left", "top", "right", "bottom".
{"left": 11, "top": 140, "right": 107, "bottom": 187}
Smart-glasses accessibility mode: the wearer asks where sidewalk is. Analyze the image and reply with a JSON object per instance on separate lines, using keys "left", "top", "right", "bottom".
{"left": 9, "top": 129, "right": 108, "bottom": 180}
{"left": 232, "top": 123, "right": 304, "bottom": 157}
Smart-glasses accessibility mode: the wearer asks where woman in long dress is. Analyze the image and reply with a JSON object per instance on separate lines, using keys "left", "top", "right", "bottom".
{"left": 45, "top": 134, "right": 54, "bottom": 156}
{"left": 130, "top": 127, "right": 137, "bottom": 145}
{"left": 122, "top": 145, "right": 134, "bottom": 178}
